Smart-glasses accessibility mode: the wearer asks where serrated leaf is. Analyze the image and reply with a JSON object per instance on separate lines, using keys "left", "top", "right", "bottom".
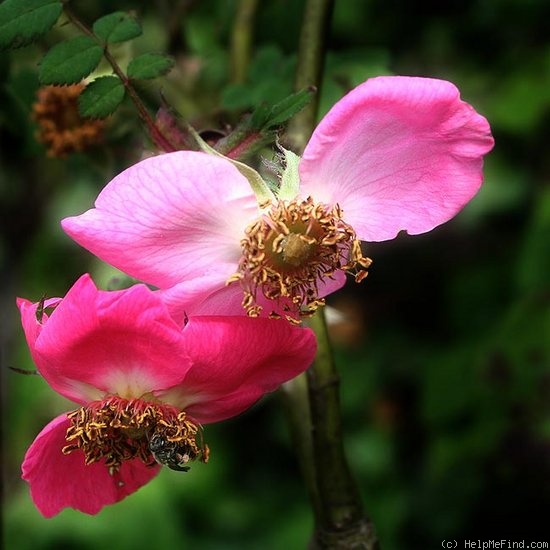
{"left": 78, "top": 76, "right": 125, "bottom": 118}
{"left": 265, "top": 88, "right": 315, "bottom": 128}
{"left": 0, "top": 0, "right": 62, "bottom": 50}
{"left": 39, "top": 36, "right": 103, "bottom": 85}
{"left": 127, "top": 53, "right": 175, "bottom": 80}
{"left": 92, "top": 11, "right": 142, "bottom": 44}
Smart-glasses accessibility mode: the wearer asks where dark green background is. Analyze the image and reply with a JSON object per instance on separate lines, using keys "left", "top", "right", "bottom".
{"left": 1, "top": 0, "right": 548, "bottom": 548}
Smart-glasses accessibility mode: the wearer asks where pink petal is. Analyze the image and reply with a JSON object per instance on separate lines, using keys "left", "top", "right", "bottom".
{"left": 250, "top": 270, "right": 347, "bottom": 321}
{"left": 299, "top": 76, "right": 494, "bottom": 241}
{"left": 160, "top": 269, "right": 347, "bottom": 323}
{"left": 157, "top": 317, "right": 317, "bottom": 423}
{"left": 22, "top": 414, "right": 160, "bottom": 517}
{"left": 19, "top": 275, "right": 192, "bottom": 403}
{"left": 62, "top": 151, "right": 259, "bottom": 289}
{"left": 317, "top": 269, "right": 347, "bottom": 298}
{"left": 158, "top": 275, "right": 247, "bottom": 324}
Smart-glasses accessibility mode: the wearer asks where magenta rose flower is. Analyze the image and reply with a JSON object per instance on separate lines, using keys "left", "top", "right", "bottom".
{"left": 62, "top": 76, "right": 494, "bottom": 321}
{"left": 18, "top": 274, "right": 316, "bottom": 517}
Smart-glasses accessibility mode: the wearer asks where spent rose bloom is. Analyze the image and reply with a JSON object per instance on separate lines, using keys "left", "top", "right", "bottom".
{"left": 62, "top": 76, "right": 494, "bottom": 321}
{"left": 18, "top": 274, "right": 316, "bottom": 517}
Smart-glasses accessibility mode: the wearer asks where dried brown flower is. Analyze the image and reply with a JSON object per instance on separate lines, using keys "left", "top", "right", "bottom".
{"left": 33, "top": 83, "right": 105, "bottom": 158}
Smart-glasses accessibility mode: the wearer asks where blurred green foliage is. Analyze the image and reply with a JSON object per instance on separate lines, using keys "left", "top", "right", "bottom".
{"left": 1, "top": 0, "right": 548, "bottom": 549}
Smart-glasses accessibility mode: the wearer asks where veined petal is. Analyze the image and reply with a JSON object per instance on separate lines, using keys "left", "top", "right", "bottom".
{"left": 19, "top": 275, "right": 192, "bottom": 403}
{"left": 157, "top": 317, "right": 317, "bottom": 423}
{"left": 22, "top": 414, "right": 160, "bottom": 518}
{"left": 299, "top": 76, "right": 494, "bottom": 241}
{"left": 62, "top": 151, "right": 259, "bottom": 288}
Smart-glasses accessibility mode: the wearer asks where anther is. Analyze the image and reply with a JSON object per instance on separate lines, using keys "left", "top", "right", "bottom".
{"left": 229, "top": 197, "right": 372, "bottom": 319}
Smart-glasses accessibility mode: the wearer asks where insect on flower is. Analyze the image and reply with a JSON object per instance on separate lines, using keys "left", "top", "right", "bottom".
{"left": 148, "top": 431, "right": 207, "bottom": 472}
{"left": 17, "top": 274, "right": 316, "bottom": 516}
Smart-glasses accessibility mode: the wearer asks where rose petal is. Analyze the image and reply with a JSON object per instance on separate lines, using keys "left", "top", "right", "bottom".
{"left": 20, "top": 275, "right": 192, "bottom": 403}
{"left": 157, "top": 317, "right": 317, "bottom": 423}
{"left": 299, "top": 76, "right": 494, "bottom": 241}
{"left": 17, "top": 297, "right": 62, "bottom": 353}
{"left": 160, "top": 269, "right": 347, "bottom": 324}
{"left": 62, "top": 151, "right": 258, "bottom": 288}
{"left": 22, "top": 414, "right": 160, "bottom": 517}
{"left": 158, "top": 275, "right": 247, "bottom": 325}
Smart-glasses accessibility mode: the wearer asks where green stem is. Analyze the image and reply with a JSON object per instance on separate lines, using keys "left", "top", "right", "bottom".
{"left": 307, "top": 312, "right": 379, "bottom": 549}
{"left": 229, "top": 0, "right": 259, "bottom": 84}
{"left": 63, "top": 5, "right": 176, "bottom": 152}
{"left": 280, "top": 375, "right": 322, "bottom": 521}
{"left": 285, "top": 0, "right": 379, "bottom": 547}
{"left": 285, "top": 0, "right": 333, "bottom": 151}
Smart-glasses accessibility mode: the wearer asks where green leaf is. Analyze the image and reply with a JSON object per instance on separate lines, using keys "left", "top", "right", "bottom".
{"left": 78, "top": 76, "right": 125, "bottom": 118}
{"left": 92, "top": 11, "right": 142, "bottom": 44}
{"left": 0, "top": 0, "right": 62, "bottom": 50}
{"left": 127, "top": 53, "right": 175, "bottom": 80}
{"left": 265, "top": 87, "right": 315, "bottom": 128}
{"left": 39, "top": 36, "right": 103, "bottom": 85}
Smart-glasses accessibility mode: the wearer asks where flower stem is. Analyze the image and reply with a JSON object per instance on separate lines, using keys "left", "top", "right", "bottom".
{"left": 280, "top": 375, "right": 322, "bottom": 520}
{"left": 229, "top": 0, "right": 259, "bottom": 84}
{"left": 285, "top": 0, "right": 379, "bottom": 547}
{"left": 63, "top": 5, "right": 176, "bottom": 153}
{"left": 307, "top": 312, "right": 379, "bottom": 549}
{"left": 285, "top": 0, "right": 333, "bottom": 151}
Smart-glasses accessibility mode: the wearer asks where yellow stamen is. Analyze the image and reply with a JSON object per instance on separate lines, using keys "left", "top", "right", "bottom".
{"left": 62, "top": 396, "right": 209, "bottom": 472}
{"left": 228, "top": 197, "right": 372, "bottom": 321}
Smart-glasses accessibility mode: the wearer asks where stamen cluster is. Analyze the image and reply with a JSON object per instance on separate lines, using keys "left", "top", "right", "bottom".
{"left": 229, "top": 197, "right": 372, "bottom": 322}
{"left": 62, "top": 396, "right": 208, "bottom": 472}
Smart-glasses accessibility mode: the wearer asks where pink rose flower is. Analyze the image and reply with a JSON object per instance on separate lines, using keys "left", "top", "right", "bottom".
{"left": 18, "top": 274, "right": 316, "bottom": 517}
{"left": 62, "top": 76, "right": 494, "bottom": 321}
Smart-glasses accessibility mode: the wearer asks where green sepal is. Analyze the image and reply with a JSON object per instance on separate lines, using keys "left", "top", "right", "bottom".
{"left": 187, "top": 125, "right": 274, "bottom": 204}
{"left": 249, "top": 103, "right": 271, "bottom": 129}
{"left": 264, "top": 87, "right": 315, "bottom": 129}
{"left": 39, "top": 36, "right": 103, "bottom": 85}
{"left": 278, "top": 147, "right": 301, "bottom": 200}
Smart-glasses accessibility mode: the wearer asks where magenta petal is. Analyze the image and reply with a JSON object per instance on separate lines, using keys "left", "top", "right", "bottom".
{"left": 17, "top": 297, "right": 61, "bottom": 355}
{"left": 62, "top": 151, "right": 258, "bottom": 288}
{"left": 20, "top": 275, "right": 192, "bottom": 403}
{"left": 300, "top": 76, "right": 494, "bottom": 241}
{"left": 159, "top": 317, "right": 317, "bottom": 424}
{"left": 22, "top": 414, "right": 160, "bottom": 517}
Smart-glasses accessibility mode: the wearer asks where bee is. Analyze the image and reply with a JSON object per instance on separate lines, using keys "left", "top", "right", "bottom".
{"left": 148, "top": 432, "right": 191, "bottom": 472}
